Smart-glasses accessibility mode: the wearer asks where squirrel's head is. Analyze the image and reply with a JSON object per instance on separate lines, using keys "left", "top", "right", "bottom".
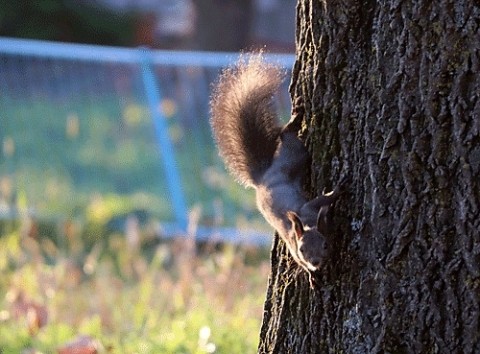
{"left": 287, "top": 211, "right": 331, "bottom": 272}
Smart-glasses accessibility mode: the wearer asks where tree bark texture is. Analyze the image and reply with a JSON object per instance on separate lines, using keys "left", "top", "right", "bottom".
{"left": 258, "top": 1, "right": 480, "bottom": 353}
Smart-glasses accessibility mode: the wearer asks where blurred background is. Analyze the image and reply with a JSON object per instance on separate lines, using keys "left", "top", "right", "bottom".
{"left": 0, "top": 0, "right": 296, "bottom": 52}
{"left": 0, "top": 1, "right": 296, "bottom": 353}
{"left": 0, "top": 0, "right": 297, "bottom": 239}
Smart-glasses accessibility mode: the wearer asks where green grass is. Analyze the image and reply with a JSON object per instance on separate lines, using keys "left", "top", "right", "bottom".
{"left": 0, "top": 89, "right": 273, "bottom": 353}
{"left": 0, "top": 96, "right": 264, "bottom": 228}
{"left": 0, "top": 224, "right": 271, "bottom": 353}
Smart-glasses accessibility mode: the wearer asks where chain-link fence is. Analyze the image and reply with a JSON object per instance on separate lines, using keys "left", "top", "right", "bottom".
{"left": 0, "top": 37, "right": 294, "bottom": 244}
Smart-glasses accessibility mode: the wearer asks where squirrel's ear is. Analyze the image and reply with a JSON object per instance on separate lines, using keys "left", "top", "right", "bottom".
{"left": 287, "top": 211, "right": 304, "bottom": 239}
{"left": 316, "top": 206, "right": 330, "bottom": 235}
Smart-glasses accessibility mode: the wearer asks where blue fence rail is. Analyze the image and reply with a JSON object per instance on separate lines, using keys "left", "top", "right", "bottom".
{"left": 0, "top": 37, "right": 295, "bottom": 244}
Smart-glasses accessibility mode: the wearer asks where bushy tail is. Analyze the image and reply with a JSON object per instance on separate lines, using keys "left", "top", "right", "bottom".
{"left": 210, "top": 54, "right": 284, "bottom": 188}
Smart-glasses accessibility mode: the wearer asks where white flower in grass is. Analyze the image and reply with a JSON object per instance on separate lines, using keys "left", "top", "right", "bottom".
{"left": 198, "top": 325, "right": 216, "bottom": 353}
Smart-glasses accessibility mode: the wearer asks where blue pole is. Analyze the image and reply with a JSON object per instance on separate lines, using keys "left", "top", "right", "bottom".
{"left": 139, "top": 48, "right": 188, "bottom": 232}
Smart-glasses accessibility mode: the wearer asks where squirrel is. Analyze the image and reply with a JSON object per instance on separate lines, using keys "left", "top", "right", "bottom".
{"left": 210, "top": 54, "right": 346, "bottom": 288}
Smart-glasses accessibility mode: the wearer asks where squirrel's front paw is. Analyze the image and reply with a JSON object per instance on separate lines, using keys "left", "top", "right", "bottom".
{"left": 337, "top": 174, "right": 351, "bottom": 189}
{"left": 328, "top": 174, "right": 351, "bottom": 196}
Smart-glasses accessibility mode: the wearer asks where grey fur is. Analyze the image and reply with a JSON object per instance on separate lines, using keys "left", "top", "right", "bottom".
{"left": 210, "top": 54, "right": 346, "bottom": 288}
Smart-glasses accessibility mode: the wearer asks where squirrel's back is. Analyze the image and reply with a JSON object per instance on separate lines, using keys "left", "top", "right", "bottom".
{"left": 210, "top": 54, "right": 284, "bottom": 187}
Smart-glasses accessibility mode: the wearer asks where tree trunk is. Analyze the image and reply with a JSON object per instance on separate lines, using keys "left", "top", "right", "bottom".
{"left": 258, "top": 1, "right": 480, "bottom": 353}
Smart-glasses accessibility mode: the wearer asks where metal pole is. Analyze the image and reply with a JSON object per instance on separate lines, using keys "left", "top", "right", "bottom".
{"left": 139, "top": 48, "right": 188, "bottom": 232}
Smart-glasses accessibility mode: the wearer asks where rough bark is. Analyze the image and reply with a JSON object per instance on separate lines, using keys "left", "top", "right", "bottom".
{"left": 258, "top": 1, "right": 480, "bottom": 353}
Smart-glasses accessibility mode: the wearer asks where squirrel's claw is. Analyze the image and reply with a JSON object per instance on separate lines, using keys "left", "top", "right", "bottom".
{"left": 308, "top": 271, "right": 318, "bottom": 289}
